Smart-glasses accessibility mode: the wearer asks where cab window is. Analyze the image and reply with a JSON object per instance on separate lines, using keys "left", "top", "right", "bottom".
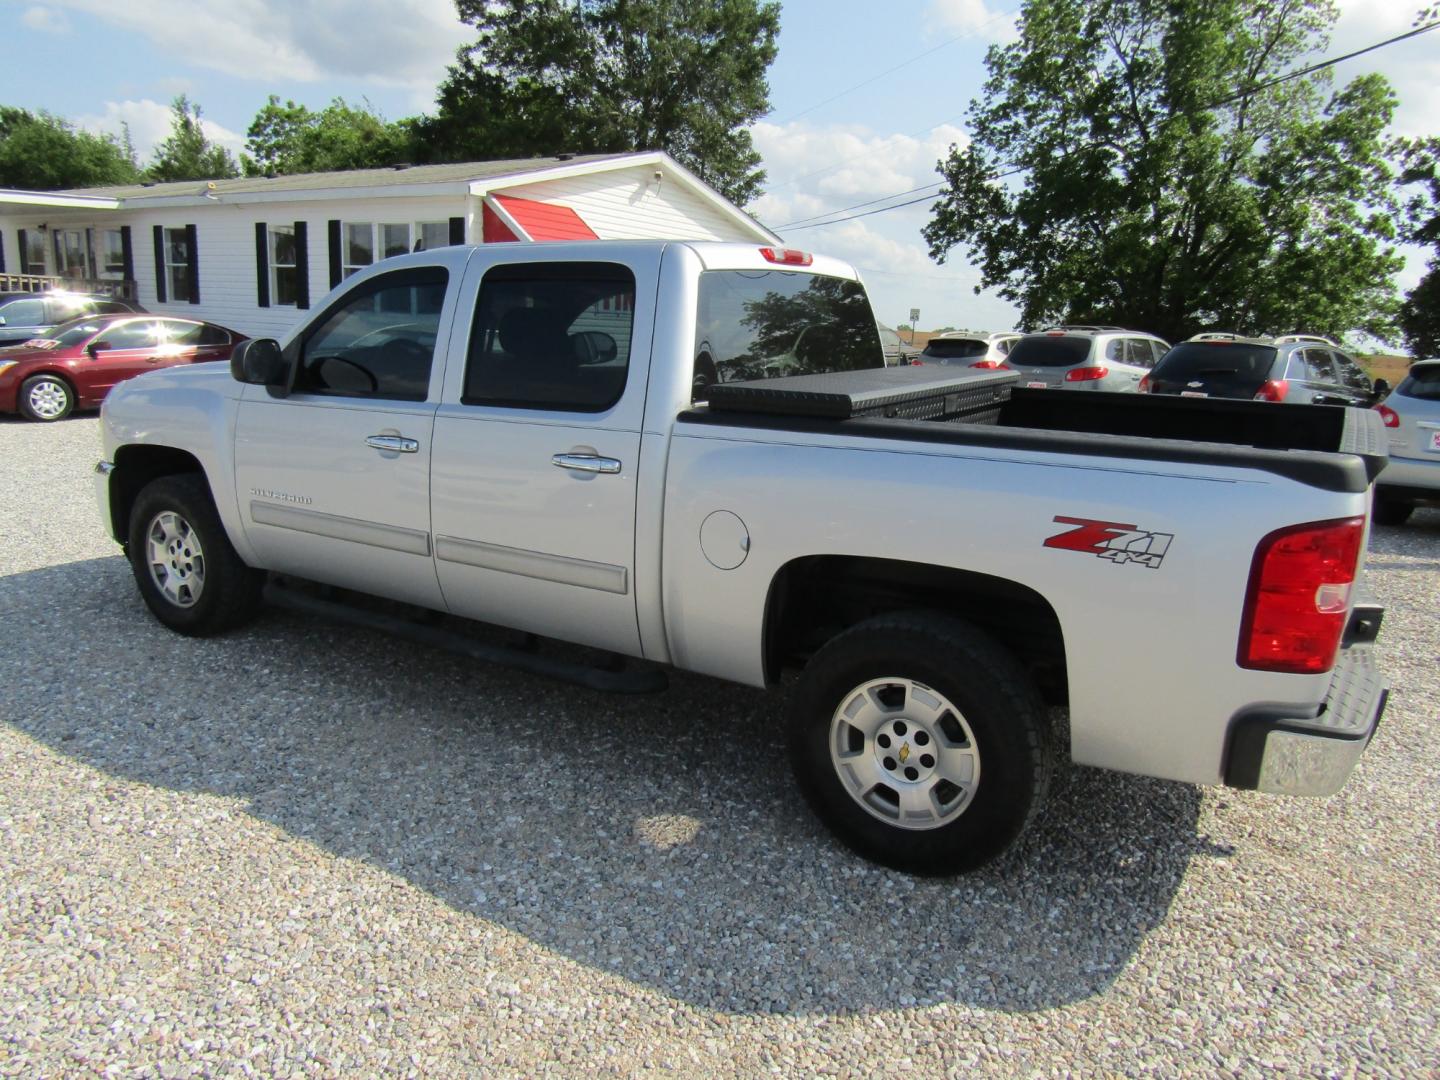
{"left": 464, "top": 262, "right": 635, "bottom": 412}
{"left": 293, "top": 268, "right": 448, "bottom": 400}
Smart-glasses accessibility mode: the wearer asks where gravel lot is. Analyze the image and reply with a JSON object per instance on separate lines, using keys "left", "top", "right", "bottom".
{"left": 2, "top": 414, "right": 1437, "bottom": 1076}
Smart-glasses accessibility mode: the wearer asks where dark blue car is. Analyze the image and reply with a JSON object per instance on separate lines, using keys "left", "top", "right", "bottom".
{"left": 0, "top": 292, "right": 143, "bottom": 348}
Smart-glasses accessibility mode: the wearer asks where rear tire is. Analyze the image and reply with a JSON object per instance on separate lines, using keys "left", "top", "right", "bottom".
{"left": 787, "top": 612, "right": 1052, "bottom": 875}
{"left": 1373, "top": 497, "right": 1414, "bottom": 527}
{"left": 127, "top": 474, "right": 264, "bottom": 636}
{"left": 18, "top": 374, "right": 74, "bottom": 422}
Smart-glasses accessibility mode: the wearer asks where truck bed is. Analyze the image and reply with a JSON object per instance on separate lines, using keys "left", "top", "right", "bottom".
{"left": 685, "top": 383, "right": 1388, "bottom": 495}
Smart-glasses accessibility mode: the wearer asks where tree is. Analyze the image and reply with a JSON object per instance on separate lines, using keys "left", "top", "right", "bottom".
{"left": 923, "top": 0, "right": 1403, "bottom": 343}
{"left": 1395, "top": 135, "right": 1439, "bottom": 357}
{"left": 0, "top": 107, "right": 139, "bottom": 190}
{"left": 148, "top": 96, "right": 239, "bottom": 182}
{"left": 244, "top": 96, "right": 414, "bottom": 176}
{"left": 422, "top": 0, "right": 780, "bottom": 206}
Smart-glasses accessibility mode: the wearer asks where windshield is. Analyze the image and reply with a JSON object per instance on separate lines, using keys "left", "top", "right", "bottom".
{"left": 694, "top": 270, "right": 882, "bottom": 383}
{"left": 37, "top": 317, "right": 106, "bottom": 348}
{"left": 922, "top": 338, "right": 989, "bottom": 359}
{"left": 1152, "top": 342, "right": 1278, "bottom": 387}
{"left": 1007, "top": 336, "right": 1093, "bottom": 366}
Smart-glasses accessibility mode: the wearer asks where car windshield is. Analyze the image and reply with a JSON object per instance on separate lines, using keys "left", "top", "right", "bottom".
{"left": 695, "top": 270, "right": 882, "bottom": 382}
{"left": 41, "top": 317, "right": 107, "bottom": 348}
{"left": 1396, "top": 364, "right": 1440, "bottom": 401}
{"left": 1152, "top": 342, "right": 1278, "bottom": 387}
{"left": 1007, "top": 336, "right": 1092, "bottom": 366}
{"left": 923, "top": 338, "right": 989, "bottom": 359}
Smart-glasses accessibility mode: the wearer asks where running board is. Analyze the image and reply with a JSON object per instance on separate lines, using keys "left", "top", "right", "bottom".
{"left": 262, "top": 582, "right": 669, "bottom": 695}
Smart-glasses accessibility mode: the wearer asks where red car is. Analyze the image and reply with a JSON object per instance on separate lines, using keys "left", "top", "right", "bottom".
{"left": 0, "top": 314, "right": 247, "bottom": 421}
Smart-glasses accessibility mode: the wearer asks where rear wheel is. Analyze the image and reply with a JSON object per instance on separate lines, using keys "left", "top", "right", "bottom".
{"left": 787, "top": 612, "right": 1051, "bottom": 875}
{"left": 18, "top": 374, "right": 74, "bottom": 422}
{"left": 127, "top": 475, "right": 264, "bottom": 635}
{"left": 1373, "top": 496, "right": 1414, "bottom": 527}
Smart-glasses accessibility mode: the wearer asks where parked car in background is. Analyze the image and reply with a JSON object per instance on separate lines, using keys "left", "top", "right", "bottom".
{"left": 1273, "top": 334, "right": 1341, "bottom": 347}
{"left": 1141, "top": 335, "right": 1377, "bottom": 406}
{"left": 1372, "top": 358, "right": 1440, "bottom": 525}
{"left": 878, "top": 324, "right": 921, "bottom": 366}
{"left": 0, "top": 314, "right": 245, "bottom": 421}
{"left": 916, "top": 330, "right": 1022, "bottom": 369}
{"left": 1005, "top": 326, "right": 1168, "bottom": 392}
{"left": 0, "top": 291, "right": 144, "bottom": 348}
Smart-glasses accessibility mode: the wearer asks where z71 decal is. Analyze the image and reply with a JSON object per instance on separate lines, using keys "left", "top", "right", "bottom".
{"left": 1044, "top": 516, "right": 1174, "bottom": 569}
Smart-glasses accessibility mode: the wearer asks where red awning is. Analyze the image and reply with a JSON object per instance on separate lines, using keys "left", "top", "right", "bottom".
{"left": 490, "top": 194, "right": 599, "bottom": 241}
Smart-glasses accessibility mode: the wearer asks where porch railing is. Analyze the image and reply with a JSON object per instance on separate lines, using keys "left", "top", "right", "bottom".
{"left": 0, "top": 273, "right": 138, "bottom": 303}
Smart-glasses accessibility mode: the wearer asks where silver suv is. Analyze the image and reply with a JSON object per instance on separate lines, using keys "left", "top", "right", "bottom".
{"left": 916, "top": 330, "right": 1021, "bottom": 369}
{"left": 1374, "top": 359, "right": 1440, "bottom": 525}
{"left": 1006, "top": 325, "right": 1169, "bottom": 392}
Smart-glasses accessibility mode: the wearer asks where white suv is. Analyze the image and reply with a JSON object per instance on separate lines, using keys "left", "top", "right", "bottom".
{"left": 1374, "top": 359, "right": 1440, "bottom": 525}
{"left": 1006, "top": 325, "right": 1170, "bottom": 392}
{"left": 916, "top": 330, "right": 1021, "bottom": 370}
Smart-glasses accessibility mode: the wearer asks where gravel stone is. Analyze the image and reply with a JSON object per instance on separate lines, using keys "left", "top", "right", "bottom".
{"left": 1, "top": 414, "right": 1437, "bottom": 1075}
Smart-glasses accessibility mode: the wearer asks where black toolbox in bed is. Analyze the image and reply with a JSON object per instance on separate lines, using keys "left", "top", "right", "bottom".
{"left": 703, "top": 367, "right": 1019, "bottom": 422}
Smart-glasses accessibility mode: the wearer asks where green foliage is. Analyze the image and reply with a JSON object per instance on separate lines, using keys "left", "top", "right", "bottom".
{"left": 923, "top": 0, "right": 1403, "bottom": 343}
{"left": 422, "top": 0, "right": 780, "bottom": 206}
{"left": 0, "top": 106, "right": 139, "bottom": 190}
{"left": 1395, "top": 135, "right": 1439, "bottom": 357}
{"left": 148, "top": 96, "right": 239, "bottom": 183}
{"left": 243, "top": 96, "right": 413, "bottom": 176}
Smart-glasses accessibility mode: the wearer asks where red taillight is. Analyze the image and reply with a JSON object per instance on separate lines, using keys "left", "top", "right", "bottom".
{"left": 759, "top": 247, "right": 813, "bottom": 266}
{"left": 1375, "top": 403, "right": 1399, "bottom": 428}
{"left": 1253, "top": 379, "right": 1289, "bottom": 402}
{"left": 969, "top": 359, "right": 1011, "bottom": 369}
{"left": 1138, "top": 373, "right": 1151, "bottom": 393}
{"left": 1238, "top": 517, "right": 1364, "bottom": 674}
{"left": 1065, "top": 365, "right": 1108, "bottom": 382}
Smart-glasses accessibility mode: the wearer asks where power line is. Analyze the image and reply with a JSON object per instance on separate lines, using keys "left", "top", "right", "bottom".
{"left": 768, "top": 20, "right": 1439, "bottom": 235}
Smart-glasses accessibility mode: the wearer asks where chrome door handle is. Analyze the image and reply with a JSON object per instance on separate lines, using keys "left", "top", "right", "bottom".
{"left": 551, "top": 453, "right": 621, "bottom": 474}
{"left": 366, "top": 435, "right": 419, "bottom": 453}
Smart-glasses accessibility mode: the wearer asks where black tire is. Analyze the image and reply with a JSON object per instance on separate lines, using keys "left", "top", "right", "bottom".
{"left": 1373, "top": 497, "right": 1414, "bottom": 527}
{"left": 787, "top": 612, "right": 1052, "bottom": 875}
{"left": 127, "top": 474, "right": 264, "bottom": 636}
{"left": 18, "top": 374, "right": 75, "bottom": 422}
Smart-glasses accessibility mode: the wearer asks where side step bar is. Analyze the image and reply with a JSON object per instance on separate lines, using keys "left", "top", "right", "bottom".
{"left": 262, "top": 582, "right": 669, "bottom": 695}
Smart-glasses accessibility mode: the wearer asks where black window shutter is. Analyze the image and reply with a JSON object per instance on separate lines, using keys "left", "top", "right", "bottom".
{"left": 120, "top": 225, "right": 133, "bottom": 285}
{"left": 294, "top": 221, "right": 309, "bottom": 309}
{"left": 327, "top": 219, "right": 342, "bottom": 288}
{"left": 254, "top": 222, "right": 270, "bottom": 308}
{"left": 449, "top": 216, "right": 465, "bottom": 245}
{"left": 184, "top": 224, "right": 199, "bottom": 304}
{"left": 0, "top": 229, "right": 6, "bottom": 274}
{"left": 152, "top": 225, "right": 167, "bottom": 303}
{"left": 17, "top": 228, "right": 28, "bottom": 274}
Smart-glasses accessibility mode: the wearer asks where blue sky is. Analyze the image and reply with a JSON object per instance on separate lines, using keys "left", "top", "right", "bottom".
{"left": 3, "top": 0, "right": 1436, "bottom": 334}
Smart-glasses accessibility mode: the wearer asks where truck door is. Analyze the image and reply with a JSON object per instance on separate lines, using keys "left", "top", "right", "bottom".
{"left": 233, "top": 265, "right": 452, "bottom": 610}
{"left": 429, "top": 254, "right": 657, "bottom": 656}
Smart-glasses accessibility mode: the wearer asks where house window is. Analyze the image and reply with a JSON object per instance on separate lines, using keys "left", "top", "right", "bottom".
{"left": 344, "top": 222, "right": 375, "bottom": 277}
{"left": 270, "top": 226, "right": 298, "bottom": 306}
{"left": 343, "top": 221, "right": 456, "bottom": 278}
{"left": 54, "top": 229, "right": 88, "bottom": 279}
{"left": 418, "top": 221, "right": 449, "bottom": 251}
{"left": 24, "top": 230, "right": 46, "bottom": 274}
{"left": 165, "top": 227, "right": 192, "bottom": 302}
{"left": 101, "top": 230, "right": 125, "bottom": 278}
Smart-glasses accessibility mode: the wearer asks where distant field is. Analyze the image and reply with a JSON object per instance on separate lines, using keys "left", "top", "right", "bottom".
{"left": 1360, "top": 355, "right": 1413, "bottom": 384}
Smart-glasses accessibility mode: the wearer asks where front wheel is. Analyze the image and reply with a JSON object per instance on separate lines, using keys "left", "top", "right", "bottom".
{"left": 19, "top": 374, "right": 74, "bottom": 421}
{"left": 127, "top": 474, "right": 264, "bottom": 635}
{"left": 787, "top": 612, "right": 1052, "bottom": 875}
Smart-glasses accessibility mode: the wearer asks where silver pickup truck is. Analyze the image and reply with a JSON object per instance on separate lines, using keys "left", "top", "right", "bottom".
{"left": 94, "top": 241, "right": 1390, "bottom": 874}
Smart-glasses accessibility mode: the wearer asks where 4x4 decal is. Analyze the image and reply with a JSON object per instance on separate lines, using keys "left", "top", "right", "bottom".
{"left": 1044, "top": 516, "right": 1173, "bottom": 569}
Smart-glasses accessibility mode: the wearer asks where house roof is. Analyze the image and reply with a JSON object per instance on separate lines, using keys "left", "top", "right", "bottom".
{"left": 60, "top": 153, "right": 634, "bottom": 201}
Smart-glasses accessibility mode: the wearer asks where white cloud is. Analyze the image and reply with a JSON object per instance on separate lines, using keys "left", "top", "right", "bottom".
{"left": 926, "top": 0, "right": 1019, "bottom": 43}
{"left": 21, "top": 6, "right": 71, "bottom": 32}
{"left": 1333, "top": 0, "right": 1440, "bottom": 139}
{"left": 753, "top": 120, "right": 967, "bottom": 208}
{"left": 76, "top": 99, "right": 248, "bottom": 163}
{"left": 45, "top": 0, "right": 472, "bottom": 91}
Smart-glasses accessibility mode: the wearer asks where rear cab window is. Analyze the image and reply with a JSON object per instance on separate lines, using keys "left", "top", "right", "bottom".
{"left": 1008, "top": 336, "right": 1093, "bottom": 366}
{"left": 692, "top": 269, "right": 882, "bottom": 396}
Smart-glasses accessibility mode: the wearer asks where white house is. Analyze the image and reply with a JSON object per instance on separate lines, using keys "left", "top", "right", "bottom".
{"left": 0, "top": 151, "right": 779, "bottom": 338}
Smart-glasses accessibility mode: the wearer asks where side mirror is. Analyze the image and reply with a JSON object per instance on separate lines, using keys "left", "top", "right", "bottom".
{"left": 229, "top": 338, "right": 290, "bottom": 396}
{"left": 86, "top": 340, "right": 112, "bottom": 358}
{"left": 0, "top": 316, "right": 7, "bottom": 326}
{"left": 1371, "top": 378, "right": 1390, "bottom": 401}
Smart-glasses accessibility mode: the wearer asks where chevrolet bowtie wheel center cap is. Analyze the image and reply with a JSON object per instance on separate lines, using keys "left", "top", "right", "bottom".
{"left": 875, "top": 718, "right": 938, "bottom": 784}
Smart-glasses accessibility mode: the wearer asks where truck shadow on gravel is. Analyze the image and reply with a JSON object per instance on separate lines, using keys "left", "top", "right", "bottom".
{"left": 6, "top": 556, "right": 1217, "bottom": 1016}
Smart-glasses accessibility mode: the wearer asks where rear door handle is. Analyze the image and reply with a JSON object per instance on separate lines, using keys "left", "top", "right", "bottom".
{"left": 552, "top": 453, "right": 621, "bottom": 474}
{"left": 366, "top": 435, "right": 419, "bottom": 453}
